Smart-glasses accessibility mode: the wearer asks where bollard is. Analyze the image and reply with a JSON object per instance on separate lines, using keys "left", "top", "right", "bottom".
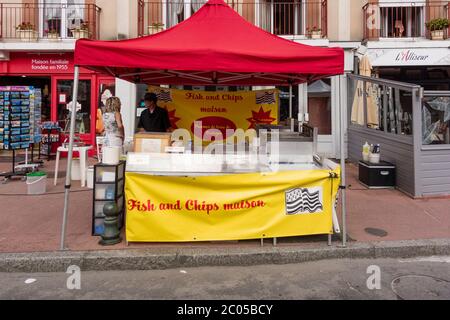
{"left": 99, "top": 202, "right": 122, "bottom": 246}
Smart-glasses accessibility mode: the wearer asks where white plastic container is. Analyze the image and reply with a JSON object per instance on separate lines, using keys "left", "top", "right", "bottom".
{"left": 369, "top": 153, "right": 381, "bottom": 164}
{"left": 86, "top": 166, "right": 94, "bottom": 189}
{"left": 362, "top": 152, "right": 369, "bottom": 162}
{"left": 362, "top": 141, "right": 370, "bottom": 161}
{"left": 103, "top": 146, "right": 121, "bottom": 165}
{"left": 26, "top": 173, "right": 47, "bottom": 195}
{"left": 71, "top": 159, "right": 81, "bottom": 181}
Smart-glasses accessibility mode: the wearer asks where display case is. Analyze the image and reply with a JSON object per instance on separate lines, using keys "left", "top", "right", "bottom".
{"left": 92, "top": 161, "right": 126, "bottom": 236}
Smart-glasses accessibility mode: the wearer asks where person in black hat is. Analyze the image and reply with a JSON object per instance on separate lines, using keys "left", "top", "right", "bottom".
{"left": 138, "top": 92, "right": 173, "bottom": 133}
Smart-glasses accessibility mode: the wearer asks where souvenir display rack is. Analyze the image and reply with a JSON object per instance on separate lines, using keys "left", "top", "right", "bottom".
{"left": 0, "top": 87, "right": 33, "bottom": 179}
{"left": 40, "top": 122, "right": 62, "bottom": 161}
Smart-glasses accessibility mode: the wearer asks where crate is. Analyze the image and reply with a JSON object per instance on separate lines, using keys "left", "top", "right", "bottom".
{"left": 358, "top": 160, "right": 396, "bottom": 189}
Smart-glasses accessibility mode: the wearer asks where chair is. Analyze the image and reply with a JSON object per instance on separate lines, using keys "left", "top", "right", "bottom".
{"left": 96, "top": 136, "right": 105, "bottom": 162}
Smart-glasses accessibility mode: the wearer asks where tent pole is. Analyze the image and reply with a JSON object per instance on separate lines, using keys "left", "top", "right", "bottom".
{"left": 339, "top": 75, "right": 347, "bottom": 247}
{"left": 289, "top": 85, "right": 293, "bottom": 118}
{"left": 60, "top": 66, "right": 80, "bottom": 251}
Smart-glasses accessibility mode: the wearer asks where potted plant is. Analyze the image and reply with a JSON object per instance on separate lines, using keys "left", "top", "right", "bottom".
{"left": 307, "top": 26, "right": 322, "bottom": 39}
{"left": 148, "top": 22, "right": 164, "bottom": 35}
{"left": 71, "top": 22, "right": 90, "bottom": 39}
{"left": 46, "top": 29, "right": 60, "bottom": 41}
{"left": 426, "top": 18, "right": 449, "bottom": 40}
{"left": 16, "top": 22, "right": 38, "bottom": 42}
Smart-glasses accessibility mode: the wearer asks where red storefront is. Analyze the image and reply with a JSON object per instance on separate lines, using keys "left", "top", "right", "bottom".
{"left": 0, "top": 52, "right": 114, "bottom": 148}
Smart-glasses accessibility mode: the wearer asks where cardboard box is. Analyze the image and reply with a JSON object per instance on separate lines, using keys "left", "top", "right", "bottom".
{"left": 134, "top": 132, "right": 172, "bottom": 153}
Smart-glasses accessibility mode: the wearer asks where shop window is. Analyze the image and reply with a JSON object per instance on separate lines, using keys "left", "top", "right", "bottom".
{"left": 422, "top": 94, "right": 450, "bottom": 145}
{"left": 377, "top": 67, "right": 450, "bottom": 91}
{"left": 57, "top": 79, "right": 91, "bottom": 134}
{"left": 380, "top": 5, "right": 424, "bottom": 38}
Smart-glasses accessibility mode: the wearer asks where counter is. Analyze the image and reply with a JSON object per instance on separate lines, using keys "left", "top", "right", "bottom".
{"left": 124, "top": 152, "right": 341, "bottom": 243}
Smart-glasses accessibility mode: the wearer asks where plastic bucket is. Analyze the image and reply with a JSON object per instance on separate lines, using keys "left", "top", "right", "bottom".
{"left": 369, "top": 153, "right": 381, "bottom": 164}
{"left": 86, "top": 166, "right": 94, "bottom": 189}
{"left": 26, "top": 172, "right": 47, "bottom": 195}
{"left": 103, "top": 146, "right": 121, "bottom": 165}
{"left": 71, "top": 159, "right": 81, "bottom": 181}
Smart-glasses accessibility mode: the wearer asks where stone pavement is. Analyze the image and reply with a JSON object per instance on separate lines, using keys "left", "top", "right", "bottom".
{"left": 0, "top": 155, "right": 449, "bottom": 255}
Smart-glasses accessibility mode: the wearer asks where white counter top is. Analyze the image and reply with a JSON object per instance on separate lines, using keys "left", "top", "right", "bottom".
{"left": 125, "top": 153, "right": 329, "bottom": 176}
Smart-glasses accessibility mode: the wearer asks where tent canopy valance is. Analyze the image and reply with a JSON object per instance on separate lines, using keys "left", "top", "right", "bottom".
{"left": 74, "top": 0, "right": 344, "bottom": 86}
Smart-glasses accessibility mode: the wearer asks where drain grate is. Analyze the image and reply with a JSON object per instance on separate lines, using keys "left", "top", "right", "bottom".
{"left": 364, "top": 227, "right": 388, "bottom": 237}
{"left": 391, "top": 275, "right": 450, "bottom": 300}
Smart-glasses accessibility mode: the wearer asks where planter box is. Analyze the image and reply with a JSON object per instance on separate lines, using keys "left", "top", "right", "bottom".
{"left": 148, "top": 25, "right": 164, "bottom": 35}
{"left": 72, "top": 29, "right": 90, "bottom": 39}
{"left": 431, "top": 30, "right": 444, "bottom": 40}
{"left": 17, "top": 30, "right": 38, "bottom": 42}
{"left": 311, "top": 31, "right": 322, "bottom": 39}
{"left": 47, "top": 33, "right": 60, "bottom": 42}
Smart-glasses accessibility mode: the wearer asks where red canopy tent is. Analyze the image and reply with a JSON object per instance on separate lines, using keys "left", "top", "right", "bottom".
{"left": 60, "top": 0, "right": 347, "bottom": 249}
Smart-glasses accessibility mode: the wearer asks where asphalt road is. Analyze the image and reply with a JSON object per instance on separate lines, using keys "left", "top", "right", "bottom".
{"left": 0, "top": 256, "right": 449, "bottom": 300}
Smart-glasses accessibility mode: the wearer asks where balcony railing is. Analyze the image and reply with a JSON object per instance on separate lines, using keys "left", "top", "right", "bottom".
{"left": 138, "top": 1, "right": 327, "bottom": 38}
{"left": 0, "top": 3, "right": 101, "bottom": 41}
{"left": 363, "top": 1, "right": 449, "bottom": 40}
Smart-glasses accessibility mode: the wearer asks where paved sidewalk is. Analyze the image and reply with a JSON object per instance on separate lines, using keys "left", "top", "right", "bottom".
{"left": 0, "top": 156, "right": 449, "bottom": 254}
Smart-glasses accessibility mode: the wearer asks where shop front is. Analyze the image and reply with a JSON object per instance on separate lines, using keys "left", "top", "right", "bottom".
{"left": 0, "top": 52, "right": 115, "bottom": 149}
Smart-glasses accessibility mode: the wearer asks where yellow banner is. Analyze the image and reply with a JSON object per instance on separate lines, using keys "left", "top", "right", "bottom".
{"left": 125, "top": 169, "right": 340, "bottom": 242}
{"left": 147, "top": 86, "right": 279, "bottom": 140}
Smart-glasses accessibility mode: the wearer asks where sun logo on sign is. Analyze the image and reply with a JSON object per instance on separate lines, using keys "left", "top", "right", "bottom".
{"left": 247, "top": 107, "right": 276, "bottom": 129}
{"left": 163, "top": 107, "right": 181, "bottom": 129}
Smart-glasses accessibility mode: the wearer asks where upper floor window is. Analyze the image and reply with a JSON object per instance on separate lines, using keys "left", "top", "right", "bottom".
{"left": 379, "top": 4, "right": 424, "bottom": 38}
{"left": 41, "top": 0, "right": 86, "bottom": 38}
{"left": 258, "top": 0, "right": 304, "bottom": 36}
{"left": 167, "top": 1, "right": 207, "bottom": 28}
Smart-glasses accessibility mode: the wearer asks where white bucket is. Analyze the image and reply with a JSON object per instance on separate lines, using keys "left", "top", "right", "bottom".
{"left": 103, "top": 146, "right": 121, "bottom": 165}
{"left": 71, "top": 159, "right": 81, "bottom": 181}
{"left": 86, "top": 166, "right": 94, "bottom": 189}
{"left": 369, "top": 153, "right": 381, "bottom": 164}
{"left": 26, "top": 175, "right": 47, "bottom": 195}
